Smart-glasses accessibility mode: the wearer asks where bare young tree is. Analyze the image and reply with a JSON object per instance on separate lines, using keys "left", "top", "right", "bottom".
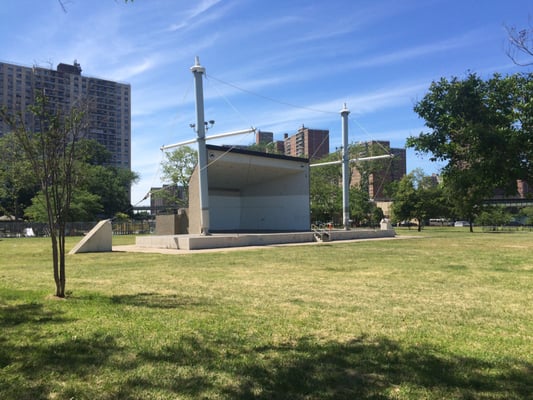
{"left": 0, "top": 90, "right": 89, "bottom": 297}
{"left": 505, "top": 17, "right": 533, "bottom": 66}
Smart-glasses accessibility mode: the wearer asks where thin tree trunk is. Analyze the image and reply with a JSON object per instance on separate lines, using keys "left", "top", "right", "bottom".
{"left": 58, "top": 226, "right": 66, "bottom": 297}
{"left": 50, "top": 231, "right": 63, "bottom": 297}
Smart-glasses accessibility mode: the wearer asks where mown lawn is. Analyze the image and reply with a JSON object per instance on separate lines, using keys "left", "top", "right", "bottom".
{"left": 0, "top": 228, "right": 532, "bottom": 399}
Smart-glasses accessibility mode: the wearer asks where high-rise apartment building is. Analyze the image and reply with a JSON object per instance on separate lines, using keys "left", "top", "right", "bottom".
{"left": 283, "top": 125, "right": 329, "bottom": 160}
{"left": 351, "top": 141, "right": 406, "bottom": 200}
{"left": 255, "top": 130, "right": 274, "bottom": 145}
{"left": 253, "top": 130, "right": 284, "bottom": 153}
{"left": 0, "top": 60, "right": 131, "bottom": 169}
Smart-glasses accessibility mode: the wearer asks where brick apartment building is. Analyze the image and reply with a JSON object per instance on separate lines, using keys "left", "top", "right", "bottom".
{"left": 350, "top": 141, "right": 406, "bottom": 201}
{"left": 283, "top": 125, "right": 329, "bottom": 160}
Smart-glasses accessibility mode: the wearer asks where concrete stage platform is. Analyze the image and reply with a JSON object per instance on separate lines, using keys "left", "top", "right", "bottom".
{"left": 134, "top": 229, "right": 395, "bottom": 251}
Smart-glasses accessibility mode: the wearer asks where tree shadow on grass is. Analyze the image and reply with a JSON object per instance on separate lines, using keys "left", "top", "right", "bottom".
{"left": 0, "top": 301, "right": 67, "bottom": 327}
{"left": 229, "top": 336, "right": 533, "bottom": 399}
{"left": 2, "top": 299, "right": 531, "bottom": 399}
{"left": 1, "top": 334, "right": 123, "bottom": 400}
{"left": 0, "top": 300, "right": 122, "bottom": 400}
{"left": 110, "top": 292, "right": 214, "bottom": 309}
{"left": 133, "top": 334, "right": 532, "bottom": 399}
{"left": 0, "top": 301, "right": 73, "bottom": 369}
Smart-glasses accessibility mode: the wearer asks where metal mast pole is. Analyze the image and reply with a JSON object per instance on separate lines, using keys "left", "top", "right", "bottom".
{"left": 341, "top": 103, "right": 351, "bottom": 230}
{"left": 191, "top": 57, "right": 210, "bottom": 235}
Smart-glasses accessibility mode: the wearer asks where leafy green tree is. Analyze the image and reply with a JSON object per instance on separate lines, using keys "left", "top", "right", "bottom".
{"left": 476, "top": 207, "right": 512, "bottom": 230}
{"left": 440, "top": 169, "right": 487, "bottom": 231}
{"left": 158, "top": 146, "right": 197, "bottom": 207}
{"left": 520, "top": 206, "right": 533, "bottom": 225}
{"left": 82, "top": 164, "right": 139, "bottom": 218}
{"left": 0, "top": 133, "right": 37, "bottom": 218}
{"left": 0, "top": 90, "right": 89, "bottom": 297}
{"left": 407, "top": 73, "right": 533, "bottom": 232}
{"left": 76, "top": 139, "right": 139, "bottom": 218}
{"left": 391, "top": 169, "right": 445, "bottom": 231}
{"left": 247, "top": 141, "right": 282, "bottom": 154}
{"left": 349, "top": 185, "right": 383, "bottom": 226}
{"left": 391, "top": 173, "right": 417, "bottom": 228}
{"left": 114, "top": 212, "right": 130, "bottom": 222}
{"left": 25, "top": 188, "right": 102, "bottom": 222}
{"left": 372, "top": 205, "right": 385, "bottom": 225}
{"left": 310, "top": 153, "right": 342, "bottom": 224}
{"left": 20, "top": 139, "right": 139, "bottom": 221}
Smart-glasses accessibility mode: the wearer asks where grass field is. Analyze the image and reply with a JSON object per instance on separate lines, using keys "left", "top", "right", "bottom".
{"left": 0, "top": 228, "right": 532, "bottom": 399}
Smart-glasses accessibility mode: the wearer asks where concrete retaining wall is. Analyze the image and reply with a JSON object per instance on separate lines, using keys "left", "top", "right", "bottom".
{"left": 135, "top": 229, "right": 395, "bottom": 251}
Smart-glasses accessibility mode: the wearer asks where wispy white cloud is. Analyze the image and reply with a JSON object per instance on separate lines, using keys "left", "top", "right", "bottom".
{"left": 342, "top": 29, "right": 488, "bottom": 70}
{"left": 167, "top": 0, "right": 224, "bottom": 32}
{"left": 106, "top": 59, "right": 157, "bottom": 82}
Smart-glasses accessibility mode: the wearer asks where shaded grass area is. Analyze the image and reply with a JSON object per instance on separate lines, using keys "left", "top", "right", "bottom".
{"left": 0, "top": 229, "right": 532, "bottom": 399}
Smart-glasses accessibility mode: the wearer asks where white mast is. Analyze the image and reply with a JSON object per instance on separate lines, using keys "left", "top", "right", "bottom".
{"left": 159, "top": 58, "right": 257, "bottom": 235}
{"left": 311, "top": 104, "right": 394, "bottom": 230}
{"left": 341, "top": 104, "right": 351, "bottom": 230}
{"left": 190, "top": 56, "right": 210, "bottom": 235}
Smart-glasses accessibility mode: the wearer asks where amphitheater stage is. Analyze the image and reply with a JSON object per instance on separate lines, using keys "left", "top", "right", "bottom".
{"left": 133, "top": 229, "right": 395, "bottom": 251}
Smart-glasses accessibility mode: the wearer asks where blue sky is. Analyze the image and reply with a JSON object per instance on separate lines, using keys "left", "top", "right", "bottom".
{"left": 1, "top": 0, "right": 531, "bottom": 205}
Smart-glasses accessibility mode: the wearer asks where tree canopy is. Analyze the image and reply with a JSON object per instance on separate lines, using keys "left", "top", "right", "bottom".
{"left": 157, "top": 146, "right": 197, "bottom": 208}
{"left": 407, "top": 72, "right": 533, "bottom": 230}
{"left": 0, "top": 133, "right": 36, "bottom": 218}
{"left": 0, "top": 137, "right": 138, "bottom": 221}
{"left": 391, "top": 169, "right": 446, "bottom": 231}
{"left": 310, "top": 153, "right": 342, "bottom": 224}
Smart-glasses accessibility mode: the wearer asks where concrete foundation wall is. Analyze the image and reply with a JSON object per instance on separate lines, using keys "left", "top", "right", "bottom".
{"left": 155, "top": 211, "right": 188, "bottom": 235}
{"left": 135, "top": 228, "right": 395, "bottom": 251}
{"left": 188, "top": 168, "right": 201, "bottom": 234}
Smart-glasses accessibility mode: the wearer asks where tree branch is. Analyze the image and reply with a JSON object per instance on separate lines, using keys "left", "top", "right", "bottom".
{"left": 505, "top": 17, "right": 533, "bottom": 67}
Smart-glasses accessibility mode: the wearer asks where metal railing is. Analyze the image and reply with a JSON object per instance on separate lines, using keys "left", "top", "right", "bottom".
{"left": 0, "top": 220, "right": 154, "bottom": 238}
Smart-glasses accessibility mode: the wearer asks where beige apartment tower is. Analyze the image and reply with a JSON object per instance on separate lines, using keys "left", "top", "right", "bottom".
{"left": 0, "top": 60, "right": 131, "bottom": 169}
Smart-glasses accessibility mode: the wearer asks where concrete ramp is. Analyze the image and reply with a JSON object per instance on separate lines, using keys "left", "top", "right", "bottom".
{"left": 69, "top": 219, "right": 112, "bottom": 254}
